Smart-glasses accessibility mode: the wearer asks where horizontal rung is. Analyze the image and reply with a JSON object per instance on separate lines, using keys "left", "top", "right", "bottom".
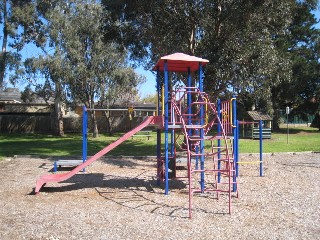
{"left": 190, "top": 152, "right": 218, "bottom": 157}
{"left": 191, "top": 169, "right": 235, "bottom": 173}
{"left": 191, "top": 189, "right": 235, "bottom": 194}
{"left": 237, "top": 161, "right": 262, "bottom": 164}
{"left": 189, "top": 137, "right": 205, "bottom": 142}
{"left": 212, "top": 136, "right": 234, "bottom": 140}
{"left": 168, "top": 125, "right": 183, "bottom": 129}
{"left": 158, "top": 156, "right": 175, "bottom": 160}
{"left": 192, "top": 101, "right": 212, "bottom": 104}
{"left": 185, "top": 125, "right": 205, "bottom": 129}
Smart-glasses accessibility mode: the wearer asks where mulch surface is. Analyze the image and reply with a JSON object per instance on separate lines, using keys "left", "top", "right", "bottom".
{"left": 0, "top": 152, "right": 319, "bottom": 239}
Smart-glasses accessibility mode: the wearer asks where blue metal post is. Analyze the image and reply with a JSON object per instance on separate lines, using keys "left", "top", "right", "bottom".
{"left": 259, "top": 120, "right": 263, "bottom": 177}
{"left": 232, "top": 97, "right": 237, "bottom": 192}
{"left": 199, "top": 63, "right": 205, "bottom": 191}
{"left": 217, "top": 99, "right": 221, "bottom": 183}
{"left": 53, "top": 161, "right": 57, "bottom": 172}
{"left": 164, "top": 61, "right": 169, "bottom": 195}
{"left": 82, "top": 105, "right": 88, "bottom": 172}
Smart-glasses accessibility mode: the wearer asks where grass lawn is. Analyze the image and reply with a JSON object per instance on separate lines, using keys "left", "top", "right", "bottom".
{"left": 0, "top": 132, "right": 158, "bottom": 160}
{"left": 238, "top": 129, "right": 320, "bottom": 153}
{"left": 0, "top": 125, "right": 319, "bottom": 160}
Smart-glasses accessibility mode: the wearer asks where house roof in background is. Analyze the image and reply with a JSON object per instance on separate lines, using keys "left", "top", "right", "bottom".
{"left": 0, "top": 88, "right": 22, "bottom": 103}
{"left": 0, "top": 88, "right": 54, "bottom": 104}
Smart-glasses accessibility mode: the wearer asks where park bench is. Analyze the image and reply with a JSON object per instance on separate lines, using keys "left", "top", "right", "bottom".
{"left": 131, "top": 130, "right": 152, "bottom": 140}
{"left": 252, "top": 128, "right": 271, "bottom": 139}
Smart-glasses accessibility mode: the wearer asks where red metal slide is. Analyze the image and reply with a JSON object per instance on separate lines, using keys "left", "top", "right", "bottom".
{"left": 35, "top": 116, "right": 157, "bottom": 194}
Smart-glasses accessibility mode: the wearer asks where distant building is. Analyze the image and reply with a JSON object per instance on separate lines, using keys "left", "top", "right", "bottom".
{"left": 0, "top": 88, "right": 22, "bottom": 105}
{"left": 0, "top": 88, "right": 157, "bottom": 133}
{"left": 0, "top": 88, "right": 53, "bottom": 114}
{"left": 240, "top": 111, "right": 273, "bottom": 139}
{"left": 0, "top": 88, "right": 53, "bottom": 133}
{"left": 246, "top": 111, "right": 272, "bottom": 128}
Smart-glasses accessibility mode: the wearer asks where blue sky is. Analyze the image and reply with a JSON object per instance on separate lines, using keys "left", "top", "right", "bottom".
{"left": 135, "top": 66, "right": 156, "bottom": 98}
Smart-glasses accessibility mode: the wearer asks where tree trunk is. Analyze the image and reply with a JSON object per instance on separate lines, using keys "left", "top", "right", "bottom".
{"left": 52, "top": 84, "right": 64, "bottom": 136}
{"left": 52, "top": 98, "right": 64, "bottom": 136}
{"left": 0, "top": 0, "right": 8, "bottom": 90}
{"left": 90, "top": 96, "right": 99, "bottom": 138}
{"left": 91, "top": 111, "right": 99, "bottom": 138}
{"left": 271, "top": 86, "right": 282, "bottom": 131}
{"left": 189, "top": 25, "right": 196, "bottom": 55}
{"left": 214, "top": 2, "right": 222, "bottom": 37}
{"left": 311, "top": 112, "right": 320, "bottom": 130}
{"left": 272, "top": 111, "right": 281, "bottom": 131}
{"left": 103, "top": 110, "right": 113, "bottom": 136}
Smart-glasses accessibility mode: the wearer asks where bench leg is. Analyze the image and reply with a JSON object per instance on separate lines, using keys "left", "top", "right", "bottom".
{"left": 53, "top": 161, "right": 57, "bottom": 172}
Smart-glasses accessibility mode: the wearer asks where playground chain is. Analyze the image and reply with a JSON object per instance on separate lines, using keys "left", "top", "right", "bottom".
{"left": 0, "top": 152, "right": 319, "bottom": 239}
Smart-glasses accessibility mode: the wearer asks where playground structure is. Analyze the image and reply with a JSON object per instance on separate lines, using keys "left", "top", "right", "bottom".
{"left": 35, "top": 52, "right": 265, "bottom": 218}
{"left": 153, "top": 53, "right": 237, "bottom": 218}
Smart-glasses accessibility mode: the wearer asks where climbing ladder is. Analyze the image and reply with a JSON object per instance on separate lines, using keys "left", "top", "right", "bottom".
{"left": 159, "top": 86, "right": 237, "bottom": 218}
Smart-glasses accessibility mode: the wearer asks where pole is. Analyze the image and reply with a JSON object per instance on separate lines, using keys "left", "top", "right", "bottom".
{"left": 170, "top": 128, "right": 175, "bottom": 177}
{"left": 236, "top": 120, "right": 239, "bottom": 178}
{"left": 199, "top": 63, "right": 205, "bottom": 192}
{"left": 232, "top": 97, "right": 237, "bottom": 192}
{"left": 259, "top": 120, "right": 263, "bottom": 177}
{"left": 156, "top": 68, "right": 162, "bottom": 186}
{"left": 287, "top": 114, "right": 289, "bottom": 144}
{"left": 164, "top": 60, "right": 169, "bottom": 195}
{"left": 217, "top": 99, "right": 221, "bottom": 183}
{"left": 286, "top": 106, "right": 290, "bottom": 144}
{"left": 82, "top": 105, "right": 88, "bottom": 172}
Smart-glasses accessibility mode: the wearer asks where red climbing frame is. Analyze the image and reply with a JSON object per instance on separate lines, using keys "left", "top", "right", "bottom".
{"left": 166, "top": 86, "right": 237, "bottom": 217}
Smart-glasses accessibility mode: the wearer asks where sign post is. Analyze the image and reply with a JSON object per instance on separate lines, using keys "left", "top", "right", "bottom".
{"left": 286, "top": 106, "right": 290, "bottom": 144}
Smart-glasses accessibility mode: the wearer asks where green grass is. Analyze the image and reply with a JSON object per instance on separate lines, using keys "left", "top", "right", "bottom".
{"left": 0, "top": 132, "right": 158, "bottom": 159}
{"left": 0, "top": 134, "right": 84, "bottom": 157}
{"left": 238, "top": 126, "right": 320, "bottom": 153}
{"left": 0, "top": 126, "right": 319, "bottom": 160}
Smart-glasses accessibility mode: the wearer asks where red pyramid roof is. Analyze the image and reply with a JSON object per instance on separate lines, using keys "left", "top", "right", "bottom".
{"left": 152, "top": 52, "right": 209, "bottom": 72}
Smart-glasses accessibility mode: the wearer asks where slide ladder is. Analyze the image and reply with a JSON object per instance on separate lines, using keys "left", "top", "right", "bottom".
{"left": 170, "top": 87, "right": 236, "bottom": 217}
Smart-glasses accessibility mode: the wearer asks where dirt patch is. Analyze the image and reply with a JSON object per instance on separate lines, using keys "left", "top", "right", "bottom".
{"left": 0, "top": 153, "right": 319, "bottom": 239}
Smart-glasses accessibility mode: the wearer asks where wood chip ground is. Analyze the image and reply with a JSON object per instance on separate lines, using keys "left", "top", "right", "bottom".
{"left": 0, "top": 152, "right": 319, "bottom": 239}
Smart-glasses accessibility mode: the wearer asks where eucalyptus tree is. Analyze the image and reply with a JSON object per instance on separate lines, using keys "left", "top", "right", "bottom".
{"left": 272, "top": 0, "right": 320, "bottom": 129}
{"left": 23, "top": 53, "right": 68, "bottom": 136}
{"left": 34, "top": 0, "right": 144, "bottom": 137}
{"left": 100, "top": 66, "right": 144, "bottom": 134}
{"left": 103, "top": 0, "right": 205, "bottom": 69}
{"left": 103, "top": 0, "right": 293, "bottom": 114}
{"left": 0, "top": 0, "right": 45, "bottom": 90}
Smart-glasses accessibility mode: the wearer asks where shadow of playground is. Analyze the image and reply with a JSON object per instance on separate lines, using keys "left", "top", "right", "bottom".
{"left": 35, "top": 172, "right": 195, "bottom": 218}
